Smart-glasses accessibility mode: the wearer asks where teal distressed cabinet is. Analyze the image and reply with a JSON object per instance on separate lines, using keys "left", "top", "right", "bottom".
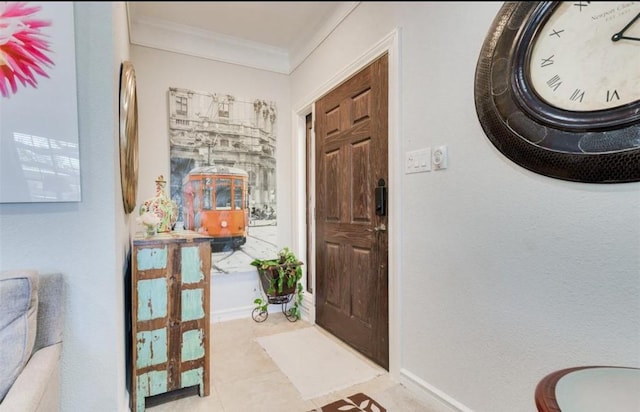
{"left": 130, "top": 231, "right": 211, "bottom": 412}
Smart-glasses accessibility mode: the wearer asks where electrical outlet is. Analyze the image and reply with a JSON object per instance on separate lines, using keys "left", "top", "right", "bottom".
{"left": 432, "top": 145, "right": 448, "bottom": 170}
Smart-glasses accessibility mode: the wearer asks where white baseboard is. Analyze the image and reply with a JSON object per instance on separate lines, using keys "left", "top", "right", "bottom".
{"left": 211, "top": 305, "right": 254, "bottom": 323}
{"left": 300, "top": 291, "right": 315, "bottom": 323}
{"left": 211, "top": 303, "right": 308, "bottom": 323}
{"left": 399, "top": 368, "right": 474, "bottom": 412}
{"left": 211, "top": 287, "right": 317, "bottom": 324}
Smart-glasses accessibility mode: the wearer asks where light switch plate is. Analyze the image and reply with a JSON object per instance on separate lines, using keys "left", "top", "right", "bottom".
{"left": 405, "top": 151, "right": 417, "bottom": 174}
{"left": 406, "top": 148, "right": 431, "bottom": 173}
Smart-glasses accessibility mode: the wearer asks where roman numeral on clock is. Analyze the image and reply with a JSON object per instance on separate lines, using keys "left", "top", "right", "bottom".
{"left": 540, "top": 55, "right": 554, "bottom": 67}
{"left": 570, "top": 89, "right": 585, "bottom": 102}
{"left": 547, "top": 75, "right": 562, "bottom": 91}
{"left": 606, "top": 90, "right": 620, "bottom": 102}
{"left": 573, "top": 1, "right": 590, "bottom": 12}
{"left": 550, "top": 29, "right": 564, "bottom": 38}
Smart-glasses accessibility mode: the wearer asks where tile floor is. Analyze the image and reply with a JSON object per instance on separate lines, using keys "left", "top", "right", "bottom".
{"left": 146, "top": 313, "right": 433, "bottom": 412}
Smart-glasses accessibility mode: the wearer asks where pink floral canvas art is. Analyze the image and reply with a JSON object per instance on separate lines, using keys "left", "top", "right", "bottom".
{"left": 0, "top": 1, "right": 53, "bottom": 98}
{"left": 0, "top": 2, "right": 80, "bottom": 203}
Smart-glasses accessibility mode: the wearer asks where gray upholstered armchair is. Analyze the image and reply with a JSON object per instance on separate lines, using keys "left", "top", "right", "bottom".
{"left": 0, "top": 271, "right": 64, "bottom": 411}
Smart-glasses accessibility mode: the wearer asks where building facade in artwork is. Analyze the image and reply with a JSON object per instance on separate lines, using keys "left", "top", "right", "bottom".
{"left": 168, "top": 87, "right": 277, "bottom": 222}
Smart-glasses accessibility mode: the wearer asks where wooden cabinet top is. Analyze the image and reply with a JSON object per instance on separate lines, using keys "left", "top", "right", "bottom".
{"left": 133, "top": 230, "right": 211, "bottom": 246}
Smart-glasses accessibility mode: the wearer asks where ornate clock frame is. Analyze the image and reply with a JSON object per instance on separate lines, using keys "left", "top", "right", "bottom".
{"left": 474, "top": 1, "right": 640, "bottom": 183}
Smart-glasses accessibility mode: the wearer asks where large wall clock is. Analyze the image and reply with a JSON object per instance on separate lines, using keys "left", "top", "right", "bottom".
{"left": 119, "top": 61, "right": 139, "bottom": 213}
{"left": 475, "top": 1, "right": 640, "bottom": 183}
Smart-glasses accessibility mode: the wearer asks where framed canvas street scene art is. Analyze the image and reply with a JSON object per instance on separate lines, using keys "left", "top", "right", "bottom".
{"left": 168, "top": 88, "right": 278, "bottom": 274}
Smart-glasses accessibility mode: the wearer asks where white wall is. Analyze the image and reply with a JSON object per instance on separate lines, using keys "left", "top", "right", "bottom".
{"left": 0, "top": 3, "right": 637, "bottom": 412}
{"left": 291, "top": 2, "right": 640, "bottom": 412}
{"left": 129, "top": 46, "right": 291, "bottom": 319}
{"left": 0, "top": 3, "right": 132, "bottom": 411}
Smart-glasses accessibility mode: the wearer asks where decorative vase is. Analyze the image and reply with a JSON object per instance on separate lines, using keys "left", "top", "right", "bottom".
{"left": 145, "top": 224, "right": 157, "bottom": 238}
{"left": 139, "top": 175, "right": 178, "bottom": 233}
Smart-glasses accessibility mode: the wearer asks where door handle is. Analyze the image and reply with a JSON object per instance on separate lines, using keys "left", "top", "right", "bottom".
{"left": 375, "top": 179, "right": 387, "bottom": 216}
{"left": 374, "top": 224, "right": 386, "bottom": 232}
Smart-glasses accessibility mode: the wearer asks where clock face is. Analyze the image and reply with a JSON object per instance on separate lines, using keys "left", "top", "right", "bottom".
{"left": 529, "top": 2, "right": 640, "bottom": 112}
{"left": 474, "top": 1, "right": 640, "bottom": 183}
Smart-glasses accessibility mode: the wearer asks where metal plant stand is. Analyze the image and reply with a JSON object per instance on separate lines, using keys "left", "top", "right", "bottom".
{"left": 251, "top": 266, "right": 299, "bottom": 323}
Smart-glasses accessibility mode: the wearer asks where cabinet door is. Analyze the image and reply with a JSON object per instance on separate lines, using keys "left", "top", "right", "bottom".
{"left": 133, "top": 243, "right": 172, "bottom": 412}
{"left": 176, "top": 242, "right": 210, "bottom": 395}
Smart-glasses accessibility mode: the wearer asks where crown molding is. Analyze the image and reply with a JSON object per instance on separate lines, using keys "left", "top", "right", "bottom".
{"left": 288, "top": 2, "right": 360, "bottom": 73}
{"left": 127, "top": 2, "right": 360, "bottom": 75}
{"left": 129, "top": 15, "right": 290, "bottom": 74}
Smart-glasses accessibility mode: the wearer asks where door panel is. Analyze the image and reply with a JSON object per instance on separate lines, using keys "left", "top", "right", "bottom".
{"left": 315, "top": 53, "right": 389, "bottom": 369}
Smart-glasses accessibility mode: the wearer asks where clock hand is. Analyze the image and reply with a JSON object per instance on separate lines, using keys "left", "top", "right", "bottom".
{"left": 611, "top": 12, "right": 640, "bottom": 42}
{"left": 614, "top": 34, "right": 640, "bottom": 41}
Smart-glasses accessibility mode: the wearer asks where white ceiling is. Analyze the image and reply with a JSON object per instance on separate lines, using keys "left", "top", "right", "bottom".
{"left": 127, "top": 2, "right": 360, "bottom": 73}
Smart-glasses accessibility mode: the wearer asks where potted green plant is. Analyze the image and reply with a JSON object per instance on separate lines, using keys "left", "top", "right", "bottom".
{"left": 250, "top": 247, "right": 304, "bottom": 322}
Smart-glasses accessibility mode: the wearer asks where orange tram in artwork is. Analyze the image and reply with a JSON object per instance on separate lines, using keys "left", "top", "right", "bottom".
{"left": 182, "top": 165, "right": 249, "bottom": 249}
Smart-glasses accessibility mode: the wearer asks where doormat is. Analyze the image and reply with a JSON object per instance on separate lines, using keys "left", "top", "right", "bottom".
{"left": 255, "top": 327, "right": 385, "bottom": 400}
{"left": 308, "top": 392, "right": 386, "bottom": 412}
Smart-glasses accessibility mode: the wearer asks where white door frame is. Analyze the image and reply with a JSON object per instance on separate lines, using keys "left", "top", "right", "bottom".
{"left": 290, "top": 28, "right": 402, "bottom": 378}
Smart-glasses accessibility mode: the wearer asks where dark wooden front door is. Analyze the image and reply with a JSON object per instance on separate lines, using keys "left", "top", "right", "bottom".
{"left": 314, "top": 53, "right": 389, "bottom": 369}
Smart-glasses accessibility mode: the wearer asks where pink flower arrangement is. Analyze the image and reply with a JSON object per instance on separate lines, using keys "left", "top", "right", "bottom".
{"left": 0, "top": 2, "right": 54, "bottom": 98}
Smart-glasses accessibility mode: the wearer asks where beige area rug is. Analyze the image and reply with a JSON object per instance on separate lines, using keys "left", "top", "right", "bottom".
{"left": 255, "top": 327, "right": 385, "bottom": 400}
